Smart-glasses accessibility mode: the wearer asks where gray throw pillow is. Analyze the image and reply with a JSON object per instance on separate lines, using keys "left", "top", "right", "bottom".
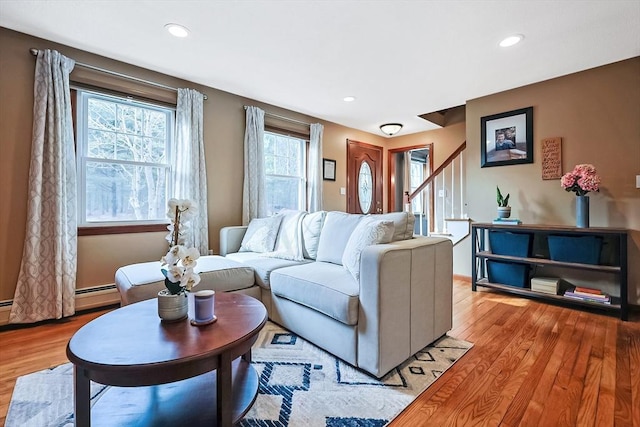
{"left": 239, "top": 215, "right": 283, "bottom": 253}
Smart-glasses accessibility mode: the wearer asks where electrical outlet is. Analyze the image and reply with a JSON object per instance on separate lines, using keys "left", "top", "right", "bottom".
{"left": 438, "top": 189, "right": 447, "bottom": 197}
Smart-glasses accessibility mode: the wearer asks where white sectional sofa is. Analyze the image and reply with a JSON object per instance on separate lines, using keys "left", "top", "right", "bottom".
{"left": 220, "top": 210, "right": 453, "bottom": 378}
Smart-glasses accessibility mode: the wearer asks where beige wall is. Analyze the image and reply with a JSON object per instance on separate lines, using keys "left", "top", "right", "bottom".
{"left": 0, "top": 28, "right": 387, "bottom": 300}
{"left": 2, "top": 27, "right": 638, "bottom": 306}
{"left": 462, "top": 57, "right": 640, "bottom": 304}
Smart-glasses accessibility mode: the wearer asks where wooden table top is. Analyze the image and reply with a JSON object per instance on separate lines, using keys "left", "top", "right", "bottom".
{"left": 67, "top": 292, "right": 267, "bottom": 386}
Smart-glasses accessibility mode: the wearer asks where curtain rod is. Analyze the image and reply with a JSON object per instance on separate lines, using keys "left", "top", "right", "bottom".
{"left": 243, "top": 105, "right": 311, "bottom": 127}
{"left": 30, "top": 48, "right": 207, "bottom": 100}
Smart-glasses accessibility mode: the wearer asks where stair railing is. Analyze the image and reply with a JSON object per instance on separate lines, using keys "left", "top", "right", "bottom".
{"left": 408, "top": 141, "right": 467, "bottom": 235}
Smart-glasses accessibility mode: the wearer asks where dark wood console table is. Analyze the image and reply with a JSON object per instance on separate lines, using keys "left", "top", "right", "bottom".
{"left": 67, "top": 292, "right": 268, "bottom": 426}
{"left": 471, "top": 223, "right": 628, "bottom": 320}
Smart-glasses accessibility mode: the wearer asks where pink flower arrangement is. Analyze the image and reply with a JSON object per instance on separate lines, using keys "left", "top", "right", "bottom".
{"left": 561, "top": 164, "right": 601, "bottom": 196}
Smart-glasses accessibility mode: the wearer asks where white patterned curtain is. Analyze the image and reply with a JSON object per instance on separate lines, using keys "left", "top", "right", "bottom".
{"left": 10, "top": 50, "right": 77, "bottom": 324}
{"left": 172, "top": 88, "right": 209, "bottom": 254}
{"left": 308, "top": 123, "right": 324, "bottom": 212}
{"left": 242, "top": 106, "right": 266, "bottom": 225}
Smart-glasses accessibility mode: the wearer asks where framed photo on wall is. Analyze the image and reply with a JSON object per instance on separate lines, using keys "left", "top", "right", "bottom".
{"left": 481, "top": 107, "right": 533, "bottom": 167}
{"left": 323, "top": 158, "right": 336, "bottom": 181}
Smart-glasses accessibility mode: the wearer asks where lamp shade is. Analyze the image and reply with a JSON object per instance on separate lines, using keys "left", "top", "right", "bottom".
{"left": 380, "top": 123, "right": 403, "bottom": 136}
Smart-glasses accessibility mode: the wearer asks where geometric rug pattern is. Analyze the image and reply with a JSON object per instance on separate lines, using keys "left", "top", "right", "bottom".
{"left": 6, "top": 321, "right": 472, "bottom": 427}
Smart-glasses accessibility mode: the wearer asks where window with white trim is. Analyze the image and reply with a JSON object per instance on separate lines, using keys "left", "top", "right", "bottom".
{"left": 76, "top": 90, "right": 174, "bottom": 225}
{"left": 263, "top": 131, "right": 306, "bottom": 215}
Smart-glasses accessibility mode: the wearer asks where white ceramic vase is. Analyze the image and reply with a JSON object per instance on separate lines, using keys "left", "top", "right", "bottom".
{"left": 497, "top": 206, "right": 511, "bottom": 219}
{"left": 157, "top": 289, "right": 188, "bottom": 322}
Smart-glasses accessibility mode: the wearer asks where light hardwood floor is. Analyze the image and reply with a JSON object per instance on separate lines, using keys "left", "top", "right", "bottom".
{"left": 1, "top": 279, "right": 638, "bottom": 426}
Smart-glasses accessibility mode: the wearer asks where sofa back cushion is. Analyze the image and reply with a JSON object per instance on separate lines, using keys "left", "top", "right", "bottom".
{"left": 239, "top": 215, "right": 283, "bottom": 253}
{"left": 316, "top": 211, "right": 362, "bottom": 265}
{"left": 377, "top": 211, "right": 415, "bottom": 241}
{"left": 301, "top": 211, "right": 326, "bottom": 260}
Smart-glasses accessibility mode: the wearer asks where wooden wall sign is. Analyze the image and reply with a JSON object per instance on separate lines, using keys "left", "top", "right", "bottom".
{"left": 541, "top": 137, "right": 562, "bottom": 180}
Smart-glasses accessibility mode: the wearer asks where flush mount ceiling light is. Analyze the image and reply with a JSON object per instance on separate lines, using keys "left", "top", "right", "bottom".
{"left": 380, "top": 123, "right": 403, "bottom": 136}
{"left": 343, "top": 96, "right": 356, "bottom": 102}
{"left": 165, "top": 23, "right": 190, "bottom": 38}
{"left": 499, "top": 34, "right": 524, "bottom": 47}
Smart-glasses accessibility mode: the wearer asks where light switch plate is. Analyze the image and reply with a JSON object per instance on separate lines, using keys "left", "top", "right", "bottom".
{"left": 340, "top": 187, "right": 346, "bottom": 195}
{"left": 636, "top": 175, "right": 640, "bottom": 189}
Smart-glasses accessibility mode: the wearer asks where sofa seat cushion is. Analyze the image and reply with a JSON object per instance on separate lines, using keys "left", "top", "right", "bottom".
{"left": 225, "top": 252, "right": 310, "bottom": 289}
{"left": 270, "top": 262, "right": 359, "bottom": 326}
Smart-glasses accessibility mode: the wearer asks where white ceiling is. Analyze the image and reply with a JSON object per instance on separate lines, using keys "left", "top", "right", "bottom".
{"left": 1, "top": 1, "right": 639, "bottom": 137}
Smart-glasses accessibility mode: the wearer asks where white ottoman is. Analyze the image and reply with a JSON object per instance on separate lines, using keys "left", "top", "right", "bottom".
{"left": 115, "top": 255, "right": 257, "bottom": 305}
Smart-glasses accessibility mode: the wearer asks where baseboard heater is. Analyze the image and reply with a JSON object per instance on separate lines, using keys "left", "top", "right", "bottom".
{"left": 0, "top": 284, "right": 120, "bottom": 326}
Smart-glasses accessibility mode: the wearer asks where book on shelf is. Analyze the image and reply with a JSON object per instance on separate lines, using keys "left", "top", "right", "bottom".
{"left": 492, "top": 218, "right": 522, "bottom": 225}
{"left": 573, "top": 286, "right": 603, "bottom": 295}
{"left": 564, "top": 290, "right": 611, "bottom": 304}
{"left": 572, "top": 290, "right": 609, "bottom": 299}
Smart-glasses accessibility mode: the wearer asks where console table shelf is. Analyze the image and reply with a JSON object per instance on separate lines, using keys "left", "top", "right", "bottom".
{"left": 471, "top": 223, "right": 628, "bottom": 320}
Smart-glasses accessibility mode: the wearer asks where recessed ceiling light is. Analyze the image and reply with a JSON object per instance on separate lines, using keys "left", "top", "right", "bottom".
{"left": 165, "top": 23, "right": 190, "bottom": 38}
{"left": 499, "top": 34, "right": 523, "bottom": 47}
{"left": 343, "top": 96, "right": 356, "bottom": 102}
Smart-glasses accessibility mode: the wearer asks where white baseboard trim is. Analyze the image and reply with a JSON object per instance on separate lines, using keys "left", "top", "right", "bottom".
{"left": 0, "top": 285, "right": 120, "bottom": 327}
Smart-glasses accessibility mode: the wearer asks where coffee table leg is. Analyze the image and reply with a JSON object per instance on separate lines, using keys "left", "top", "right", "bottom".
{"left": 73, "top": 365, "right": 91, "bottom": 426}
{"left": 217, "top": 352, "right": 232, "bottom": 427}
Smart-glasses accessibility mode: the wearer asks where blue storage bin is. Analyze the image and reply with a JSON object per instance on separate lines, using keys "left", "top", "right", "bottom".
{"left": 487, "top": 260, "right": 530, "bottom": 288}
{"left": 489, "top": 231, "right": 532, "bottom": 257}
{"left": 547, "top": 235, "right": 602, "bottom": 265}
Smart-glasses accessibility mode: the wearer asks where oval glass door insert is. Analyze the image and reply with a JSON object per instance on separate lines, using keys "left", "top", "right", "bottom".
{"left": 358, "top": 161, "right": 373, "bottom": 213}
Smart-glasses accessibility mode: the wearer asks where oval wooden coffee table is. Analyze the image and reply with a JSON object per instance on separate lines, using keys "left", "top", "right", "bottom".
{"left": 67, "top": 292, "right": 267, "bottom": 427}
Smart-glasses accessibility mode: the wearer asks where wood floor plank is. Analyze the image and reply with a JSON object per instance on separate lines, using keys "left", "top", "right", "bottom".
{"left": 614, "top": 323, "right": 634, "bottom": 426}
{"left": 596, "top": 317, "right": 618, "bottom": 427}
{"left": 1, "top": 280, "right": 638, "bottom": 427}
{"left": 629, "top": 325, "right": 640, "bottom": 427}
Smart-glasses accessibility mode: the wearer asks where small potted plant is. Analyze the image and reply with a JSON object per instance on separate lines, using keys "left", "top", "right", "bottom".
{"left": 496, "top": 186, "right": 511, "bottom": 219}
{"left": 157, "top": 199, "right": 201, "bottom": 322}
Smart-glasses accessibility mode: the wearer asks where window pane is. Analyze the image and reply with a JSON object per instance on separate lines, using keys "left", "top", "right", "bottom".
{"left": 88, "top": 98, "right": 116, "bottom": 131}
{"left": 265, "top": 176, "right": 301, "bottom": 215}
{"left": 84, "top": 161, "right": 167, "bottom": 222}
{"left": 87, "top": 129, "right": 116, "bottom": 159}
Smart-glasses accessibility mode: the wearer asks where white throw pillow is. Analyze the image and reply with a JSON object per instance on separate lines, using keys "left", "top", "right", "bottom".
{"left": 239, "top": 215, "right": 283, "bottom": 253}
{"left": 342, "top": 218, "right": 395, "bottom": 281}
{"left": 316, "top": 212, "right": 363, "bottom": 265}
{"left": 270, "top": 209, "right": 306, "bottom": 261}
{"left": 302, "top": 211, "right": 326, "bottom": 259}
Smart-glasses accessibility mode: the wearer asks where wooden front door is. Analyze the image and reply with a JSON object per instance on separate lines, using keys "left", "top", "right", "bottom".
{"left": 347, "top": 139, "right": 383, "bottom": 214}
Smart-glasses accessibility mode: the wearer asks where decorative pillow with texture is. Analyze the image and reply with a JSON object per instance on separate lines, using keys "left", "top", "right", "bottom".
{"left": 302, "top": 211, "right": 326, "bottom": 260}
{"left": 377, "top": 211, "right": 415, "bottom": 241}
{"left": 342, "top": 218, "right": 395, "bottom": 281}
{"left": 239, "top": 215, "right": 283, "bottom": 253}
{"left": 316, "top": 212, "right": 363, "bottom": 265}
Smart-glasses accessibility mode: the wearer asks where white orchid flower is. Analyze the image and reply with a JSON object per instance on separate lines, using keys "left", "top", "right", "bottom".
{"left": 183, "top": 271, "right": 201, "bottom": 291}
{"left": 166, "top": 265, "right": 184, "bottom": 283}
{"left": 182, "top": 247, "right": 200, "bottom": 268}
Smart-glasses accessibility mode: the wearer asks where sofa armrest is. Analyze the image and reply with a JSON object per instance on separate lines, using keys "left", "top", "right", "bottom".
{"left": 357, "top": 236, "right": 453, "bottom": 377}
{"left": 219, "top": 226, "right": 248, "bottom": 256}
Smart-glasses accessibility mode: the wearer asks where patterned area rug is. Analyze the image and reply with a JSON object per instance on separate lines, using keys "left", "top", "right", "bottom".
{"left": 6, "top": 322, "right": 472, "bottom": 427}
